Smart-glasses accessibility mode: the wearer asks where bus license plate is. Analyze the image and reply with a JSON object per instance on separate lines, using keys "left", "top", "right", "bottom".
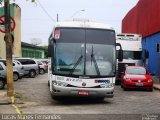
{"left": 136, "top": 83, "right": 143, "bottom": 86}
{"left": 78, "top": 91, "right": 89, "bottom": 96}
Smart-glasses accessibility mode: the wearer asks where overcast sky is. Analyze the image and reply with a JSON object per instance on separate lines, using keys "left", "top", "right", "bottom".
{"left": 10, "top": 0, "right": 138, "bottom": 45}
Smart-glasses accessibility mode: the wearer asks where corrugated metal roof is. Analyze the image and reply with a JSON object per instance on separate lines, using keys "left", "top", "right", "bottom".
{"left": 122, "top": 0, "right": 160, "bottom": 38}
{"left": 21, "top": 42, "right": 45, "bottom": 50}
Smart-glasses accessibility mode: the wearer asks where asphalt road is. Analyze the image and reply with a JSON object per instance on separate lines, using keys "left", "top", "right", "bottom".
{"left": 1, "top": 73, "right": 160, "bottom": 120}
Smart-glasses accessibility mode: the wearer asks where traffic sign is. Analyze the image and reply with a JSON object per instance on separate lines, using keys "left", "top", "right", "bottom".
{"left": 0, "top": 15, "right": 16, "bottom": 33}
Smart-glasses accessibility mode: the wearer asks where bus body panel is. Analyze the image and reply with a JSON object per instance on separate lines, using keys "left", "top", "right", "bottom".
{"left": 50, "top": 75, "right": 114, "bottom": 98}
{"left": 48, "top": 19, "right": 116, "bottom": 98}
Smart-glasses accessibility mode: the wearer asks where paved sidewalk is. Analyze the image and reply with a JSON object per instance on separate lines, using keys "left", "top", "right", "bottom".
{"left": 0, "top": 90, "right": 16, "bottom": 114}
{"left": 0, "top": 90, "right": 12, "bottom": 105}
{"left": 152, "top": 76, "right": 160, "bottom": 91}
{"left": 0, "top": 90, "right": 23, "bottom": 114}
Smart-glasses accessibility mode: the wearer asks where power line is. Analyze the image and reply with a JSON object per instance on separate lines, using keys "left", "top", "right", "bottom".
{"left": 37, "top": 0, "right": 56, "bottom": 22}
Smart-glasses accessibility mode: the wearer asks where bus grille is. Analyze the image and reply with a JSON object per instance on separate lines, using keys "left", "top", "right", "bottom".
{"left": 67, "top": 84, "right": 101, "bottom": 88}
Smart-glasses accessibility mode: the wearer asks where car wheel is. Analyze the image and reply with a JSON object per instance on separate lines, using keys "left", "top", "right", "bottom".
{"left": 19, "top": 76, "right": 23, "bottom": 79}
{"left": 0, "top": 79, "right": 5, "bottom": 90}
{"left": 147, "top": 88, "right": 153, "bottom": 92}
{"left": 39, "top": 68, "right": 45, "bottom": 74}
{"left": 123, "top": 87, "right": 128, "bottom": 91}
{"left": 13, "top": 73, "right": 19, "bottom": 81}
{"left": 29, "top": 70, "right": 36, "bottom": 78}
{"left": 121, "top": 84, "right": 123, "bottom": 88}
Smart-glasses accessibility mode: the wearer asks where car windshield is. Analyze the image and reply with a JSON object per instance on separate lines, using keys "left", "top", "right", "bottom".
{"left": 127, "top": 67, "right": 146, "bottom": 75}
{"left": 53, "top": 28, "right": 116, "bottom": 77}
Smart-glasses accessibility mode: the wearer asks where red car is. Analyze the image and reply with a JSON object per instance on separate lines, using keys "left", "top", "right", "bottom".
{"left": 121, "top": 66, "right": 153, "bottom": 91}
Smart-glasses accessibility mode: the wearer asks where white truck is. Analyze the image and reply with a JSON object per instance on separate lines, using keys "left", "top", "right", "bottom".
{"left": 116, "top": 33, "right": 143, "bottom": 84}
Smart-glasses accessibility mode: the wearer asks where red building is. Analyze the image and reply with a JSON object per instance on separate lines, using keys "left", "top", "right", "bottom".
{"left": 122, "top": 0, "right": 160, "bottom": 37}
{"left": 122, "top": 0, "right": 160, "bottom": 75}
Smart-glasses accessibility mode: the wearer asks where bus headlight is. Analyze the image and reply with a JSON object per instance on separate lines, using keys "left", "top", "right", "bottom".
{"left": 100, "top": 83, "right": 113, "bottom": 88}
{"left": 52, "top": 81, "right": 68, "bottom": 87}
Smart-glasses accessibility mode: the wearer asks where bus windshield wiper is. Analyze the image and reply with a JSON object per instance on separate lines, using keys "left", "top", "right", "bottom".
{"left": 91, "top": 46, "right": 101, "bottom": 76}
{"left": 69, "top": 55, "right": 83, "bottom": 75}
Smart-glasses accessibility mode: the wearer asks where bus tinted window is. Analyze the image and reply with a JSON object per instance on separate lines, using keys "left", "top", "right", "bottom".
{"left": 55, "top": 28, "right": 115, "bottom": 45}
{"left": 86, "top": 29, "right": 115, "bottom": 45}
{"left": 55, "top": 28, "right": 85, "bottom": 43}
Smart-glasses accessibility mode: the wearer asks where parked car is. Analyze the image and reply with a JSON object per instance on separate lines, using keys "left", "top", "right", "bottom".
{"left": 121, "top": 66, "right": 153, "bottom": 91}
{"left": 15, "top": 58, "right": 39, "bottom": 78}
{"left": 0, "top": 59, "right": 25, "bottom": 81}
{"left": 36, "top": 60, "right": 47, "bottom": 74}
{"left": 39, "top": 59, "right": 49, "bottom": 72}
{"left": 0, "top": 62, "right": 6, "bottom": 89}
{"left": 13, "top": 60, "right": 25, "bottom": 79}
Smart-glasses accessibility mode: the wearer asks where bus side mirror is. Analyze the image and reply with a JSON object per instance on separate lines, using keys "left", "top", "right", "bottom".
{"left": 48, "top": 45, "right": 54, "bottom": 57}
{"left": 48, "top": 37, "right": 56, "bottom": 57}
{"left": 118, "top": 49, "right": 123, "bottom": 62}
{"left": 116, "top": 43, "right": 123, "bottom": 62}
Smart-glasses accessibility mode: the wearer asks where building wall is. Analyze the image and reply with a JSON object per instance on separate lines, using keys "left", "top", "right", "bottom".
{"left": 13, "top": 4, "right": 22, "bottom": 57}
{"left": 0, "top": 5, "right": 7, "bottom": 58}
{"left": 122, "top": 6, "right": 138, "bottom": 34}
{"left": 142, "top": 33, "right": 160, "bottom": 75}
{"left": 22, "top": 47, "right": 45, "bottom": 59}
{"left": 0, "top": 4, "right": 21, "bottom": 59}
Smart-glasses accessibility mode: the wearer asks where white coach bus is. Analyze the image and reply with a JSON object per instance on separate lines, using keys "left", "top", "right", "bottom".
{"left": 48, "top": 19, "right": 123, "bottom": 100}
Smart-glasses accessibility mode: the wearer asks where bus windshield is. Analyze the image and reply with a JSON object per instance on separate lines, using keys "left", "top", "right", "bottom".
{"left": 53, "top": 28, "right": 116, "bottom": 77}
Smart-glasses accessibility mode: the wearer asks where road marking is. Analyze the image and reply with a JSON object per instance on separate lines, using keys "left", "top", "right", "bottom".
{"left": 11, "top": 96, "right": 23, "bottom": 115}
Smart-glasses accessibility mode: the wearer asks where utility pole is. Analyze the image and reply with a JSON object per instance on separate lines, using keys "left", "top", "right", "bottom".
{"left": 57, "top": 13, "right": 58, "bottom": 22}
{"left": 71, "top": 9, "right": 85, "bottom": 18}
{"left": 4, "top": 0, "right": 14, "bottom": 96}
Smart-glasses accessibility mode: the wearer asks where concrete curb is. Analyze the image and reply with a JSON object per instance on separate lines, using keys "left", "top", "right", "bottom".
{"left": 153, "top": 84, "right": 160, "bottom": 91}
{"left": 0, "top": 94, "right": 24, "bottom": 114}
{"left": 152, "top": 76, "right": 160, "bottom": 91}
{"left": 0, "top": 97, "right": 12, "bottom": 105}
{"left": 0, "top": 91, "right": 11, "bottom": 105}
{"left": 0, "top": 92, "right": 24, "bottom": 105}
{"left": 0, "top": 98, "right": 24, "bottom": 105}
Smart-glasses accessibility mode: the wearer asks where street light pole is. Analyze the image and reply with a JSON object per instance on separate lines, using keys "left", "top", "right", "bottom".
{"left": 4, "top": 0, "right": 14, "bottom": 97}
{"left": 57, "top": 13, "right": 59, "bottom": 22}
{"left": 71, "top": 9, "right": 85, "bottom": 18}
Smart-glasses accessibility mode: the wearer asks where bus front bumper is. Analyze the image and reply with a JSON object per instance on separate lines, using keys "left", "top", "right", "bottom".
{"left": 51, "top": 85, "right": 114, "bottom": 98}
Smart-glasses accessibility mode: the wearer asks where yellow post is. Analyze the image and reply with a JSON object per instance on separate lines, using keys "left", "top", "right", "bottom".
{"left": 4, "top": 0, "right": 14, "bottom": 96}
